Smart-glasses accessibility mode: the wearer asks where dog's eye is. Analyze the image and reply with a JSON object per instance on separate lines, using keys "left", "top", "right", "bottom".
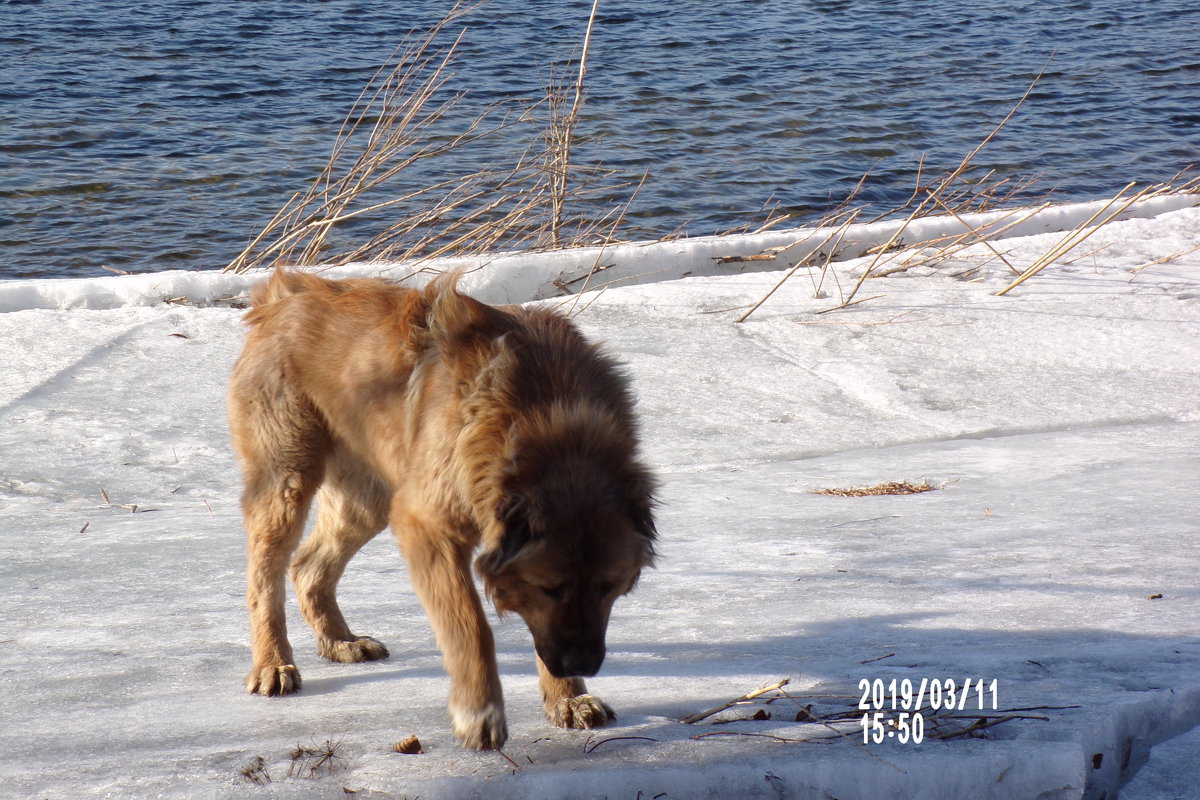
{"left": 539, "top": 585, "right": 565, "bottom": 601}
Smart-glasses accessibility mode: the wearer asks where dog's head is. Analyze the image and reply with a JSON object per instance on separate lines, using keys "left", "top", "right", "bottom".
{"left": 475, "top": 412, "right": 656, "bottom": 679}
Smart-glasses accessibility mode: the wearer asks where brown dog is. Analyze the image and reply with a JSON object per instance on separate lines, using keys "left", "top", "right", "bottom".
{"left": 227, "top": 269, "right": 656, "bottom": 750}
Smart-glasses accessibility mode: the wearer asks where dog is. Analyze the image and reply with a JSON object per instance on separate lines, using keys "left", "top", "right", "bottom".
{"left": 227, "top": 269, "right": 656, "bottom": 750}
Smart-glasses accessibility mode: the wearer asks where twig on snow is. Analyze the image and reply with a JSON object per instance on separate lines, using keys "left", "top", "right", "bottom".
{"left": 682, "top": 678, "right": 791, "bottom": 724}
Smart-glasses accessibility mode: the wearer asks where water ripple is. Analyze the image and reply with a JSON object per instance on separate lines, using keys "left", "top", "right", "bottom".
{"left": 2, "top": 0, "right": 1198, "bottom": 277}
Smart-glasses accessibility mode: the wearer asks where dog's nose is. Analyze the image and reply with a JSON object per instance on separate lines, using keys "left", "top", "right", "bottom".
{"left": 559, "top": 648, "right": 604, "bottom": 678}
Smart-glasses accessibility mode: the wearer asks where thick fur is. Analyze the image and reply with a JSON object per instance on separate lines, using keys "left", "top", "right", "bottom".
{"left": 228, "top": 269, "right": 656, "bottom": 750}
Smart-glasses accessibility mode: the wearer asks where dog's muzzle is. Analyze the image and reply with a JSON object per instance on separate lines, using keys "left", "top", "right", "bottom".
{"left": 540, "top": 645, "right": 606, "bottom": 679}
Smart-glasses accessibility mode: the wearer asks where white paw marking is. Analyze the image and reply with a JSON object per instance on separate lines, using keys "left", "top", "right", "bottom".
{"left": 451, "top": 702, "right": 508, "bottom": 750}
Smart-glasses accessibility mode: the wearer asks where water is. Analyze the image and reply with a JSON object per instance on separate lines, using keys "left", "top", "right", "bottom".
{"left": 3, "top": 0, "right": 1199, "bottom": 279}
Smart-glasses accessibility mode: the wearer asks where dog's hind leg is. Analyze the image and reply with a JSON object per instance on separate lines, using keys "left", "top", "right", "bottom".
{"left": 291, "top": 452, "right": 391, "bottom": 664}
{"left": 230, "top": 377, "right": 329, "bottom": 697}
{"left": 392, "top": 506, "right": 507, "bottom": 750}
{"left": 536, "top": 653, "right": 616, "bottom": 729}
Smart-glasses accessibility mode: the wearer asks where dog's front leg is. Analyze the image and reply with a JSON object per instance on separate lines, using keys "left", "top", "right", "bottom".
{"left": 393, "top": 510, "right": 507, "bottom": 750}
{"left": 535, "top": 653, "right": 616, "bottom": 729}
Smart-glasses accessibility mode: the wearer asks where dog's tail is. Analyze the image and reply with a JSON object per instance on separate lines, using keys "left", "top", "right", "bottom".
{"left": 423, "top": 271, "right": 512, "bottom": 349}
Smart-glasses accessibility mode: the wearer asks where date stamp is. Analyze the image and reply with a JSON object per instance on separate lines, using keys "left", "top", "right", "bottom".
{"left": 857, "top": 678, "right": 999, "bottom": 743}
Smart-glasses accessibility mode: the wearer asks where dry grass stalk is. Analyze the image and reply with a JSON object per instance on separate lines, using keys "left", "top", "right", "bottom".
{"left": 809, "top": 211, "right": 861, "bottom": 299}
{"left": 238, "top": 755, "right": 272, "bottom": 785}
{"left": 892, "top": 201, "right": 1053, "bottom": 274}
{"left": 861, "top": 200, "right": 1052, "bottom": 280}
{"left": 228, "top": 49, "right": 498, "bottom": 264}
{"left": 682, "top": 678, "right": 791, "bottom": 724}
{"left": 927, "top": 193, "right": 1021, "bottom": 275}
{"left": 829, "top": 60, "right": 1051, "bottom": 312}
{"left": 715, "top": 205, "right": 861, "bottom": 307}
{"left": 224, "top": 1, "right": 632, "bottom": 276}
{"left": 813, "top": 481, "right": 937, "bottom": 497}
{"left": 732, "top": 59, "right": 1056, "bottom": 318}
{"left": 996, "top": 171, "right": 1199, "bottom": 287}
{"left": 737, "top": 137, "right": 1193, "bottom": 317}
{"left": 1060, "top": 241, "right": 1116, "bottom": 266}
{"left": 1131, "top": 242, "right": 1200, "bottom": 273}
{"left": 287, "top": 738, "right": 346, "bottom": 778}
{"left": 749, "top": 202, "right": 797, "bottom": 235}
{"left": 735, "top": 212, "right": 860, "bottom": 322}
{"left": 803, "top": 705, "right": 1054, "bottom": 742}
{"left": 559, "top": 253, "right": 678, "bottom": 317}
{"left": 703, "top": 687, "right": 1070, "bottom": 745}
{"left": 547, "top": 0, "right": 601, "bottom": 247}
{"left": 995, "top": 181, "right": 1149, "bottom": 296}
{"left": 723, "top": 167, "right": 871, "bottom": 239}
{"left": 224, "top": 5, "right": 483, "bottom": 273}
{"left": 552, "top": 168, "right": 650, "bottom": 315}
{"left": 583, "top": 734, "right": 662, "bottom": 753}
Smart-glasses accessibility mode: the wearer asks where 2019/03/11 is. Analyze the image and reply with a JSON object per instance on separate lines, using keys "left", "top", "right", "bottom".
{"left": 858, "top": 678, "right": 1000, "bottom": 744}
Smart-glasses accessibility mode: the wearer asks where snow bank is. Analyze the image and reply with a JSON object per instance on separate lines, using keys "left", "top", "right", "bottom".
{"left": 2, "top": 199, "right": 1199, "bottom": 798}
{"left": 3, "top": 193, "right": 1195, "bottom": 313}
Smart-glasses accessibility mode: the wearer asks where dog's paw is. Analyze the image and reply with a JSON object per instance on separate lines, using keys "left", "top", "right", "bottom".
{"left": 245, "top": 664, "right": 301, "bottom": 696}
{"left": 547, "top": 694, "right": 615, "bottom": 729}
{"left": 451, "top": 702, "right": 508, "bottom": 750}
{"left": 318, "top": 636, "right": 390, "bottom": 663}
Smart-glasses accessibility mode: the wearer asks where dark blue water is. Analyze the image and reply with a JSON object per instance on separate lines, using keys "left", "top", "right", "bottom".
{"left": 3, "top": 0, "right": 1199, "bottom": 279}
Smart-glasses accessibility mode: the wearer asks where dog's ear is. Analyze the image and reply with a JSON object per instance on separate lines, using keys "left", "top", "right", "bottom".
{"left": 632, "top": 499, "right": 657, "bottom": 542}
{"left": 627, "top": 472, "right": 658, "bottom": 565}
{"left": 630, "top": 500, "right": 657, "bottom": 565}
{"left": 476, "top": 493, "right": 537, "bottom": 579}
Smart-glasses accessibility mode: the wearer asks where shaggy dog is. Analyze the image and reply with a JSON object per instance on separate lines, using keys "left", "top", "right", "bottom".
{"left": 227, "top": 269, "right": 656, "bottom": 750}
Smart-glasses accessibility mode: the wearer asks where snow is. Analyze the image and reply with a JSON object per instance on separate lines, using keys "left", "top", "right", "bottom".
{"left": 2, "top": 200, "right": 1199, "bottom": 799}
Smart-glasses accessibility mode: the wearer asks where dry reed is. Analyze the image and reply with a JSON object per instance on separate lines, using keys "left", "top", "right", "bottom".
{"left": 223, "top": 1, "right": 631, "bottom": 276}
{"left": 225, "top": 26, "right": 1198, "bottom": 311}
{"left": 735, "top": 93, "right": 1198, "bottom": 319}
{"left": 813, "top": 481, "right": 937, "bottom": 497}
